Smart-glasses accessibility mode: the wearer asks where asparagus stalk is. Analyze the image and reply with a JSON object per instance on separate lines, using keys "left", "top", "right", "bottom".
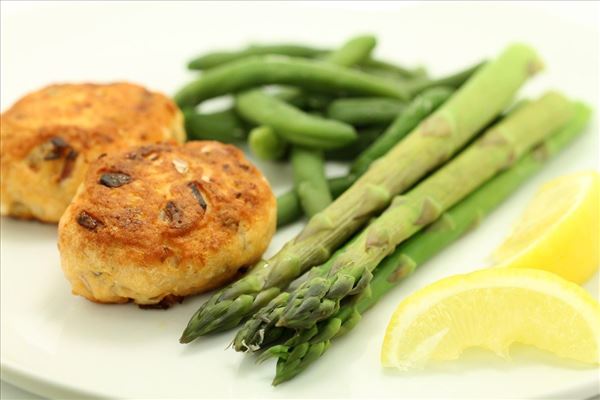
{"left": 180, "top": 44, "right": 541, "bottom": 342}
{"left": 265, "top": 101, "right": 591, "bottom": 384}
{"left": 291, "top": 147, "right": 332, "bottom": 217}
{"left": 277, "top": 92, "right": 572, "bottom": 329}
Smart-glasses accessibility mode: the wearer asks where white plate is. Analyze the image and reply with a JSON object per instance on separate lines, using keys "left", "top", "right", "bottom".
{"left": 1, "top": 2, "right": 599, "bottom": 399}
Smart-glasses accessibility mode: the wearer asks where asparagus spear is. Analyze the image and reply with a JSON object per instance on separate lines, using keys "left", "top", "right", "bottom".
{"left": 264, "top": 101, "right": 591, "bottom": 384}
{"left": 180, "top": 44, "right": 541, "bottom": 342}
{"left": 277, "top": 92, "right": 572, "bottom": 329}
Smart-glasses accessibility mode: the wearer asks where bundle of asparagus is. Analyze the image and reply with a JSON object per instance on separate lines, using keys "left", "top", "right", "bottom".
{"left": 261, "top": 102, "right": 591, "bottom": 384}
{"left": 177, "top": 39, "right": 591, "bottom": 385}
{"left": 233, "top": 91, "right": 575, "bottom": 347}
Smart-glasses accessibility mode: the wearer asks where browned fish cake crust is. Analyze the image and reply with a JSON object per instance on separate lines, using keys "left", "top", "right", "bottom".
{"left": 1, "top": 82, "right": 185, "bottom": 222}
{"left": 57, "top": 141, "right": 276, "bottom": 305}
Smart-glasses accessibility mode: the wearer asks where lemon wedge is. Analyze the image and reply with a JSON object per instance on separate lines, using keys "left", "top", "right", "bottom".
{"left": 381, "top": 268, "right": 600, "bottom": 370}
{"left": 493, "top": 171, "right": 599, "bottom": 284}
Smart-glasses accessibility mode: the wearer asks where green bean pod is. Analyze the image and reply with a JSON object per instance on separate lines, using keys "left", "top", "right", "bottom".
{"left": 291, "top": 147, "right": 332, "bottom": 217}
{"left": 271, "top": 34, "right": 377, "bottom": 113}
{"left": 326, "top": 98, "right": 406, "bottom": 126}
{"left": 407, "top": 61, "right": 485, "bottom": 95}
{"left": 324, "top": 127, "right": 384, "bottom": 160}
{"left": 188, "top": 44, "right": 328, "bottom": 70}
{"left": 326, "top": 35, "right": 377, "bottom": 67}
{"left": 183, "top": 108, "right": 246, "bottom": 143}
{"left": 175, "top": 55, "right": 411, "bottom": 107}
{"left": 235, "top": 90, "right": 357, "bottom": 149}
{"left": 248, "top": 126, "right": 288, "bottom": 161}
{"left": 276, "top": 190, "right": 304, "bottom": 227}
{"left": 360, "top": 58, "right": 428, "bottom": 80}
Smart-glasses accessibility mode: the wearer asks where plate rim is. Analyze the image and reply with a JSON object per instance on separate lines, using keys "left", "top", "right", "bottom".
{"left": 2, "top": 355, "right": 599, "bottom": 399}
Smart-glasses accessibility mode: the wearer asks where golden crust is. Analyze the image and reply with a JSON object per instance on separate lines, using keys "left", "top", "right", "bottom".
{"left": 57, "top": 141, "right": 276, "bottom": 305}
{"left": 0, "top": 82, "right": 185, "bottom": 222}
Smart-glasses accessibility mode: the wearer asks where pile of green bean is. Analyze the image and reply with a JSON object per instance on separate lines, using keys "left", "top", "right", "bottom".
{"left": 176, "top": 35, "right": 483, "bottom": 227}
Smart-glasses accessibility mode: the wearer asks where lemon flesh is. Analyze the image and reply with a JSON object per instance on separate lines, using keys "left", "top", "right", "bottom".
{"left": 493, "top": 171, "right": 600, "bottom": 284}
{"left": 381, "top": 268, "right": 600, "bottom": 370}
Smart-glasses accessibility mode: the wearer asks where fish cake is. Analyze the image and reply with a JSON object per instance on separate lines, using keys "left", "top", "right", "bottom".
{"left": 57, "top": 141, "right": 276, "bottom": 305}
{"left": 0, "top": 82, "right": 185, "bottom": 222}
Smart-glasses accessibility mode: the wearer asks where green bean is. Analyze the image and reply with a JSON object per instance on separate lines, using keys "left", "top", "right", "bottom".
{"left": 276, "top": 191, "right": 304, "bottom": 227}
{"left": 248, "top": 126, "right": 288, "bottom": 161}
{"left": 286, "top": 35, "right": 377, "bottom": 217}
{"left": 175, "top": 56, "right": 411, "bottom": 108}
{"left": 276, "top": 174, "right": 356, "bottom": 227}
{"left": 361, "top": 58, "right": 428, "bottom": 80}
{"left": 235, "top": 90, "right": 357, "bottom": 150}
{"left": 183, "top": 108, "right": 246, "bottom": 143}
{"left": 326, "top": 35, "right": 376, "bottom": 67}
{"left": 186, "top": 42, "right": 422, "bottom": 78}
{"left": 272, "top": 35, "right": 377, "bottom": 110}
{"left": 407, "top": 61, "right": 485, "bottom": 95}
{"left": 324, "top": 127, "right": 384, "bottom": 160}
{"left": 188, "top": 44, "right": 328, "bottom": 70}
{"left": 291, "top": 147, "right": 332, "bottom": 217}
{"left": 273, "top": 88, "right": 333, "bottom": 111}
{"left": 326, "top": 98, "right": 406, "bottom": 126}
{"left": 328, "top": 175, "right": 357, "bottom": 198}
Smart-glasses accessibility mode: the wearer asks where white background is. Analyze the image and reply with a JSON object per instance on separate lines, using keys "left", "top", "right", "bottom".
{"left": 1, "top": 1, "right": 599, "bottom": 399}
